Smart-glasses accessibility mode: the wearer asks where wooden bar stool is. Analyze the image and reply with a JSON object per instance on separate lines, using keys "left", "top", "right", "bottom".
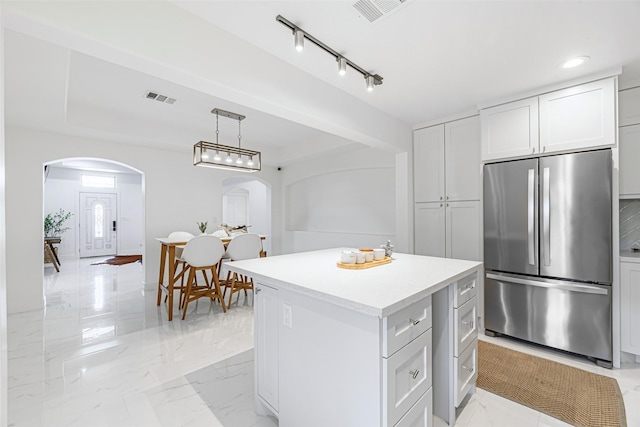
{"left": 180, "top": 235, "right": 227, "bottom": 319}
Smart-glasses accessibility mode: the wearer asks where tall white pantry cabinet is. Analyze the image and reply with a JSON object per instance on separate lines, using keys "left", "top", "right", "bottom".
{"left": 413, "top": 116, "right": 482, "bottom": 263}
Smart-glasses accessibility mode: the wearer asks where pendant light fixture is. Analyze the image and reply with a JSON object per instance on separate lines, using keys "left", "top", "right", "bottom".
{"left": 194, "top": 108, "right": 261, "bottom": 173}
{"left": 276, "top": 15, "right": 383, "bottom": 92}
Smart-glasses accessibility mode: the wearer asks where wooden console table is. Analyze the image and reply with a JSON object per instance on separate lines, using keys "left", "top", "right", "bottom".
{"left": 44, "top": 237, "right": 62, "bottom": 272}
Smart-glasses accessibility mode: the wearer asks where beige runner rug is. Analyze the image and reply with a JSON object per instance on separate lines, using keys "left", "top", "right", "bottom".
{"left": 477, "top": 340, "right": 627, "bottom": 427}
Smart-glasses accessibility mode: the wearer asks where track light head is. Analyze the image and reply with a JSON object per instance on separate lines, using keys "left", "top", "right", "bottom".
{"left": 294, "top": 29, "right": 304, "bottom": 52}
{"left": 366, "top": 75, "right": 375, "bottom": 92}
{"left": 338, "top": 57, "right": 347, "bottom": 76}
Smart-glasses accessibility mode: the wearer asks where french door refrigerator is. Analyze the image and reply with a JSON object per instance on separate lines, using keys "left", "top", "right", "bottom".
{"left": 484, "top": 149, "right": 612, "bottom": 367}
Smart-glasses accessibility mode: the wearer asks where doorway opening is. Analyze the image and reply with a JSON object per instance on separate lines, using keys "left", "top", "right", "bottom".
{"left": 222, "top": 177, "right": 272, "bottom": 255}
{"left": 43, "top": 158, "right": 144, "bottom": 265}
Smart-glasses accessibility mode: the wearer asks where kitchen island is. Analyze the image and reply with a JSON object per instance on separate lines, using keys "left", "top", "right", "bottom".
{"left": 227, "top": 248, "right": 483, "bottom": 427}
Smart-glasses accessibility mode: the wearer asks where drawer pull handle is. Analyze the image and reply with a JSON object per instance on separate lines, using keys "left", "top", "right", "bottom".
{"left": 460, "top": 283, "right": 475, "bottom": 294}
{"left": 462, "top": 320, "right": 474, "bottom": 329}
{"left": 462, "top": 365, "right": 474, "bottom": 374}
{"left": 409, "top": 369, "right": 420, "bottom": 379}
{"left": 410, "top": 318, "right": 421, "bottom": 326}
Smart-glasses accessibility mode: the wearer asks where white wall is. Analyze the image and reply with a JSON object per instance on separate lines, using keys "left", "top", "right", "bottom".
{"left": 44, "top": 166, "right": 144, "bottom": 257}
{"left": 0, "top": 3, "right": 9, "bottom": 423}
{"left": 280, "top": 146, "right": 396, "bottom": 253}
{"left": 5, "top": 126, "right": 281, "bottom": 314}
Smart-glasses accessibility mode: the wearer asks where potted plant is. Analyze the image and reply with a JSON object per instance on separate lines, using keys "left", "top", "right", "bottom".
{"left": 197, "top": 221, "right": 208, "bottom": 234}
{"left": 44, "top": 208, "right": 73, "bottom": 237}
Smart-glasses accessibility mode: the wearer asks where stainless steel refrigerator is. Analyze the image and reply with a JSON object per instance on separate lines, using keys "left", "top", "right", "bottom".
{"left": 484, "top": 149, "right": 612, "bottom": 367}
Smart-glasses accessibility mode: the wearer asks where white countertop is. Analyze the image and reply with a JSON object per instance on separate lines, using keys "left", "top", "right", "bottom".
{"left": 227, "top": 247, "right": 483, "bottom": 318}
{"left": 621, "top": 250, "right": 640, "bottom": 263}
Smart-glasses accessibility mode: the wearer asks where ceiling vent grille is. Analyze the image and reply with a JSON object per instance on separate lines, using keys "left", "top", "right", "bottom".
{"left": 145, "top": 91, "right": 176, "bottom": 105}
{"left": 352, "top": 0, "right": 408, "bottom": 23}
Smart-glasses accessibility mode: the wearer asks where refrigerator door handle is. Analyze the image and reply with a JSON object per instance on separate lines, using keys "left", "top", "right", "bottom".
{"left": 486, "top": 273, "right": 609, "bottom": 295}
{"left": 542, "top": 167, "right": 551, "bottom": 266}
{"left": 527, "top": 169, "right": 535, "bottom": 266}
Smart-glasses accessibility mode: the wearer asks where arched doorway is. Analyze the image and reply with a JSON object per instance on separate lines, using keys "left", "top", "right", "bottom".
{"left": 43, "top": 158, "right": 145, "bottom": 264}
{"left": 222, "top": 177, "right": 271, "bottom": 255}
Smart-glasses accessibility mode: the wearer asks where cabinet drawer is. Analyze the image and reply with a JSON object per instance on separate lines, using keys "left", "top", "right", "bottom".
{"left": 383, "top": 296, "right": 432, "bottom": 358}
{"left": 394, "top": 388, "right": 433, "bottom": 427}
{"left": 454, "top": 296, "right": 478, "bottom": 357}
{"left": 454, "top": 340, "right": 478, "bottom": 407}
{"left": 383, "top": 329, "right": 432, "bottom": 427}
{"left": 453, "top": 272, "right": 478, "bottom": 308}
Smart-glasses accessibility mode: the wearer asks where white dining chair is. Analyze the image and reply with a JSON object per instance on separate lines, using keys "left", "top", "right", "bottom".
{"left": 180, "top": 235, "right": 227, "bottom": 319}
{"left": 221, "top": 233, "right": 262, "bottom": 308}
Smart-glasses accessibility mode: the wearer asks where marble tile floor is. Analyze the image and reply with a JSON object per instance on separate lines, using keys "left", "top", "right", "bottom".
{"left": 7, "top": 256, "right": 640, "bottom": 426}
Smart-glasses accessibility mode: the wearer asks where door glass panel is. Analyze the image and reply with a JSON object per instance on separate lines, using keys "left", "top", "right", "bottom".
{"left": 94, "top": 204, "right": 104, "bottom": 238}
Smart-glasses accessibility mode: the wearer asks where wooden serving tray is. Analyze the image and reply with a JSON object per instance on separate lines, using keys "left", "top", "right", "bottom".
{"left": 336, "top": 257, "right": 392, "bottom": 269}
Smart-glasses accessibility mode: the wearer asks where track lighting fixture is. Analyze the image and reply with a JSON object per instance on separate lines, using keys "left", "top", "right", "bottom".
{"left": 276, "top": 15, "right": 383, "bottom": 91}
{"left": 194, "top": 108, "right": 261, "bottom": 173}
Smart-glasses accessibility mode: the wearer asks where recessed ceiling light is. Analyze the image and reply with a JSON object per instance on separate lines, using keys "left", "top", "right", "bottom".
{"left": 561, "top": 56, "right": 590, "bottom": 69}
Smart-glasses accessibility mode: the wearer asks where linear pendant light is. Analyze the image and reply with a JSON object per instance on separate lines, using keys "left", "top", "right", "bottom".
{"left": 193, "top": 108, "right": 261, "bottom": 173}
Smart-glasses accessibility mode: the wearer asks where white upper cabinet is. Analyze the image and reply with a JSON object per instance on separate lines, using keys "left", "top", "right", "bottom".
{"left": 445, "top": 116, "right": 481, "bottom": 201}
{"left": 414, "top": 125, "right": 445, "bottom": 203}
{"left": 619, "top": 86, "right": 640, "bottom": 127}
{"left": 619, "top": 124, "right": 640, "bottom": 197}
{"left": 414, "top": 116, "right": 480, "bottom": 203}
{"left": 539, "top": 78, "right": 616, "bottom": 153}
{"left": 481, "top": 77, "right": 617, "bottom": 162}
{"left": 480, "top": 97, "right": 539, "bottom": 161}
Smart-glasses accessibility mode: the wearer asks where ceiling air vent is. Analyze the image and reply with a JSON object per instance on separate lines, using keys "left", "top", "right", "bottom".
{"left": 144, "top": 91, "right": 176, "bottom": 105}
{"left": 352, "top": 0, "right": 409, "bottom": 23}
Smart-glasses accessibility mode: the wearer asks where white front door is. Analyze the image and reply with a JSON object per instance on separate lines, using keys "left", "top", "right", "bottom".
{"left": 79, "top": 193, "right": 117, "bottom": 258}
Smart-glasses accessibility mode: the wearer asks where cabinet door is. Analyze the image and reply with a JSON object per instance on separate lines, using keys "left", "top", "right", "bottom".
{"left": 255, "top": 283, "right": 279, "bottom": 412}
{"left": 621, "top": 262, "right": 640, "bottom": 355}
{"left": 480, "top": 97, "right": 539, "bottom": 161}
{"left": 445, "top": 116, "right": 481, "bottom": 201}
{"left": 620, "top": 124, "right": 640, "bottom": 197}
{"left": 446, "top": 201, "right": 481, "bottom": 261}
{"left": 619, "top": 86, "right": 640, "bottom": 127}
{"left": 539, "top": 77, "right": 616, "bottom": 153}
{"left": 414, "top": 203, "right": 445, "bottom": 257}
{"left": 414, "top": 125, "right": 445, "bottom": 203}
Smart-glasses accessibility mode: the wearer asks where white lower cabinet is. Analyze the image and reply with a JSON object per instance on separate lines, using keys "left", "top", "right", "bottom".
{"left": 250, "top": 268, "right": 482, "bottom": 426}
{"left": 414, "top": 203, "right": 446, "bottom": 257}
{"left": 415, "top": 201, "right": 481, "bottom": 262}
{"left": 383, "top": 329, "right": 433, "bottom": 426}
{"left": 455, "top": 296, "right": 478, "bottom": 357}
{"left": 621, "top": 261, "right": 640, "bottom": 355}
{"left": 254, "top": 283, "right": 279, "bottom": 413}
{"left": 454, "top": 341, "right": 478, "bottom": 407}
{"left": 383, "top": 296, "right": 432, "bottom": 357}
{"left": 395, "top": 388, "right": 433, "bottom": 427}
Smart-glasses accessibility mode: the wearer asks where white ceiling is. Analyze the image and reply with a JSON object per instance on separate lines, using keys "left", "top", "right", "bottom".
{"left": 176, "top": 0, "right": 640, "bottom": 124}
{"left": 5, "top": 1, "right": 640, "bottom": 167}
